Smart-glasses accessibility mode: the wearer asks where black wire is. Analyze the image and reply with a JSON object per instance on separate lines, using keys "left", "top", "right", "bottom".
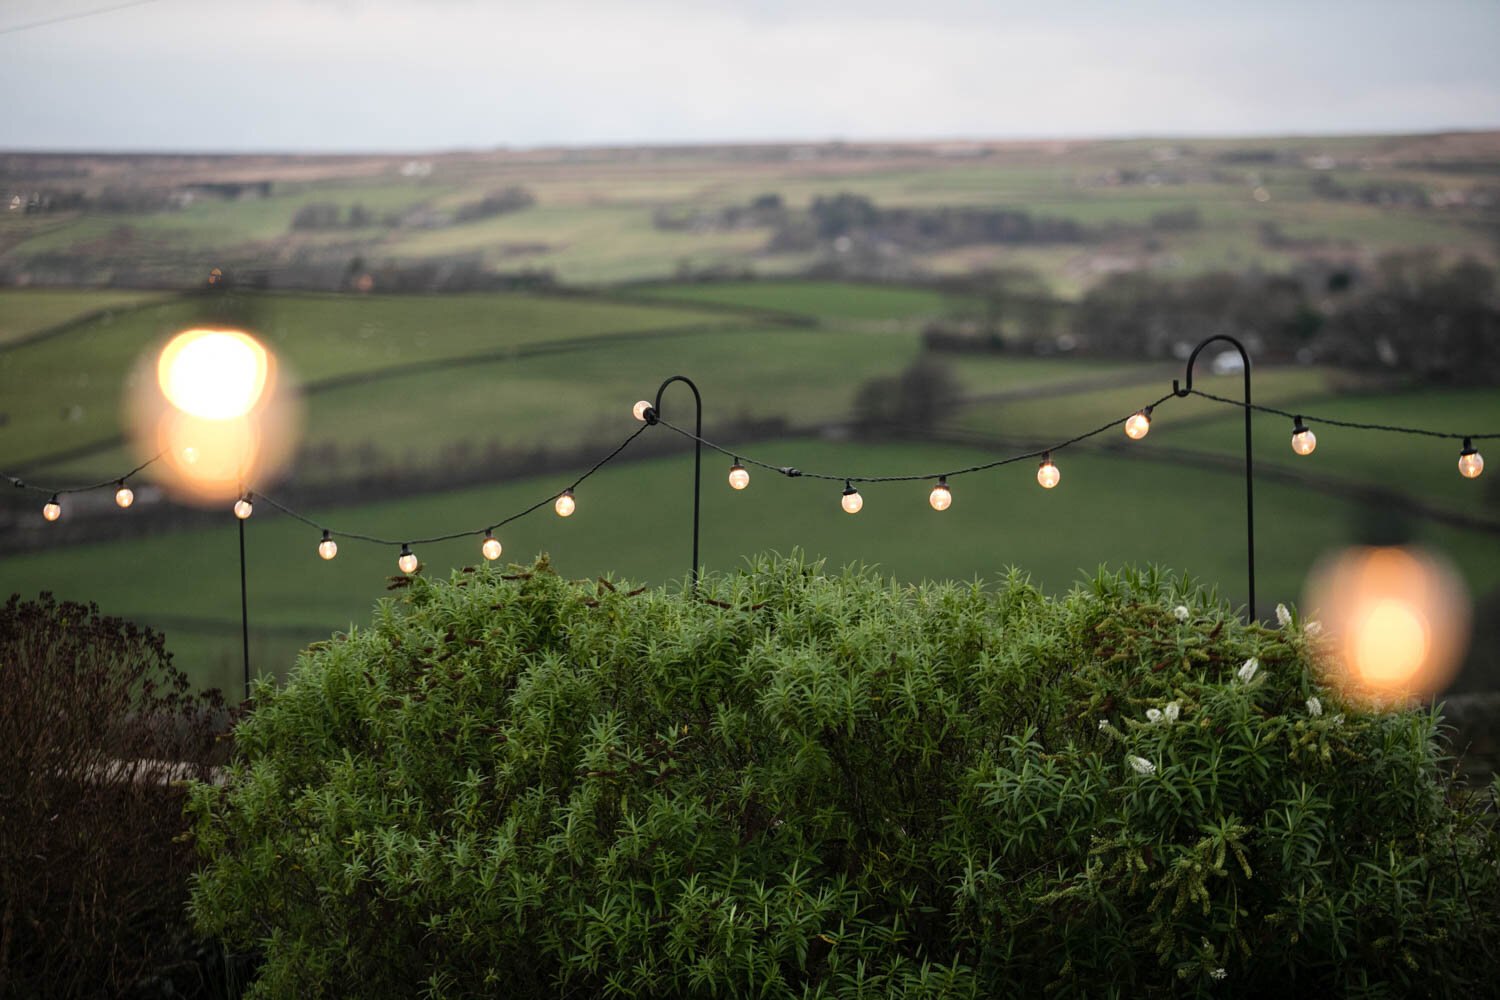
{"left": 652, "top": 391, "right": 1181, "bottom": 483}
{"left": 1187, "top": 390, "right": 1500, "bottom": 441}
{"left": 4, "top": 453, "right": 162, "bottom": 496}
{"left": 252, "top": 424, "right": 652, "bottom": 547}
{"left": 0, "top": 0, "right": 165, "bottom": 36}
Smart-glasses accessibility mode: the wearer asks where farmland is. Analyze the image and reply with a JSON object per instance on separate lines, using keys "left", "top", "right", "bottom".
{"left": 2, "top": 276, "right": 1498, "bottom": 695}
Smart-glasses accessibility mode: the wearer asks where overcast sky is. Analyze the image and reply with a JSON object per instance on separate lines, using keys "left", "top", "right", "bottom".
{"left": 3, "top": 0, "right": 1498, "bottom": 153}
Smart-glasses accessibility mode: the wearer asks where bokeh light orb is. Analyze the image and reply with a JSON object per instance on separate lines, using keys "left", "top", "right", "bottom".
{"left": 157, "top": 329, "right": 269, "bottom": 420}
{"left": 1303, "top": 545, "right": 1471, "bottom": 701}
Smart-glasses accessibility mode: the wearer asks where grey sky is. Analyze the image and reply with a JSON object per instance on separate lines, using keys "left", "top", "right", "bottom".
{"left": 2, "top": 0, "right": 1498, "bottom": 152}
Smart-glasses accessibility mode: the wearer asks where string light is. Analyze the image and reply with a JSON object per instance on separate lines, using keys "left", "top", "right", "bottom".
{"left": 841, "top": 481, "right": 863, "bottom": 514}
{"left": 481, "top": 532, "right": 503, "bottom": 560}
{"left": 928, "top": 477, "right": 952, "bottom": 511}
{"left": 1037, "top": 454, "right": 1060, "bottom": 489}
{"left": 7, "top": 383, "right": 1497, "bottom": 577}
{"left": 1124, "top": 407, "right": 1153, "bottom": 440}
{"left": 1291, "top": 416, "right": 1317, "bottom": 456}
{"left": 397, "top": 544, "right": 418, "bottom": 574}
{"left": 1459, "top": 438, "right": 1484, "bottom": 479}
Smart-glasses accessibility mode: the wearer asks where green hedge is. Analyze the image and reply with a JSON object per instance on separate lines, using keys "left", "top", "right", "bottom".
{"left": 189, "top": 554, "right": 1500, "bottom": 998}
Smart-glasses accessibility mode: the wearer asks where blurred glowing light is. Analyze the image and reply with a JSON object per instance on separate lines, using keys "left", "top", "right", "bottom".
{"left": 728, "top": 462, "right": 749, "bottom": 490}
{"left": 115, "top": 484, "right": 134, "bottom": 508}
{"left": 43, "top": 497, "right": 60, "bottom": 521}
{"left": 1303, "top": 545, "right": 1470, "bottom": 701}
{"left": 233, "top": 497, "right": 253, "bottom": 520}
{"left": 482, "top": 533, "right": 502, "bottom": 561}
{"left": 555, "top": 490, "right": 575, "bottom": 517}
{"left": 397, "top": 545, "right": 418, "bottom": 574}
{"left": 1291, "top": 417, "right": 1316, "bottom": 456}
{"left": 157, "top": 329, "right": 269, "bottom": 420}
{"left": 318, "top": 531, "right": 337, "bottom": 560}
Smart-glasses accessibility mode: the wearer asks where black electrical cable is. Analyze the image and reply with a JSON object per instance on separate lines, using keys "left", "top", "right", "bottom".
{"left": 1186, "top": 390, "right": 1500, "bottom": 440}
{"left": 651, "top": 391, "right": 1181, "bottom": 483}
{"left": 5, "top": 453, "right": 162, "bottom": 495}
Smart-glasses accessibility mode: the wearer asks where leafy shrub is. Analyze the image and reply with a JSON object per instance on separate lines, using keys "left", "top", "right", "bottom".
{"left": 0, "top": 594, "right": 231, "bottom": 998}
{"left": 189, "top": 555, "right": 1500, "bottom": 998}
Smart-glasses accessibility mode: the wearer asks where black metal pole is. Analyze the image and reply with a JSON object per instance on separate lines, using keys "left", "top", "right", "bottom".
{"left": 1174, "top": 335, "right": 1255, "bottom": 618}
{"left": 238, "top": 516, "right": 250, "bottom": 699}
{"left": 649, "top": 375, "right": 702, "bottom": 588}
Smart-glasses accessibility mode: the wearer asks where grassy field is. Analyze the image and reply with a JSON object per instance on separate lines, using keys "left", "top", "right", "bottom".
{"left": 6, "top": 134, "right": 1497, "bottom": 289}
{"left": 2, "top": 280, "right": 1496, "bottom": 696}
{"left": 0, "top": 289, "right": 169, "bottom": 345}
{"left": 5, "top": 437, "right": 1498, "bottom": 695}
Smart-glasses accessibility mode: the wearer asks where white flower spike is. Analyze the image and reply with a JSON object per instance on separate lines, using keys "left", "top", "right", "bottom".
{"left": 1276, "top": 603, "right": 1292, "bottom": 627}
{"left": 1306, "top": 696, "right": 1323, "bottom": 717}
{"left": 1305, "top": 620, "right": 1323, "bottom": 637}
{"left": 1099, "top": 718, "right": 1110, "bottom": 731}
{"left": 1164, "top": 701, "right": 1180, "bottom": 723}
{"left": 1210, "top": 968, "right": 1227, "bottom": 981}
{"left": 1238, "top": 658, "right": 1259, "bottom": 683}
{"left": 1173, "top": 605, "right": 1190, "bottom": 621}
{"left": 1146, "top": 708, "right": 1163, "bottom": 724}
{"left": 1128, "top": 755, "right": 1156, "bottom": 776}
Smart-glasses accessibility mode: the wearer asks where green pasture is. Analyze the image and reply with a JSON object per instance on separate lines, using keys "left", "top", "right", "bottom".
{"left": 630, "top": 279, "right": 957, "bottom": 322}
{"left": 0, "top": 288, "right": 168, "bottom": 345}
{"left": 5, "top": 437, "right": 1498, "bottom": 695}
{"left": 0, "top": 291, "right": 737, "bottom": 469}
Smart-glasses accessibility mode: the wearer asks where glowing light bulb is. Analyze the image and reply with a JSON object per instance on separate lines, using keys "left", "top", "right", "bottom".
{"left": 841, "top": 482, "right": 863, "bottom": 514}
{"left": 555, "top": 489, "right": 575, "bottom": 517}
{"left": 233, "top": 497, "right": 253, "bottom": 520}
{"left": 1124, "top": 408, "right": 1152, "bottom": 440}
{"left": 397, "top": 544, "right": 418, "bottom": 574}
{"left": 115, "top": 483, "right": 135, "bottom": 508}
{"left": 1291, "top": 417, "right": 1316, "bottom": 456}
{"left": 1459, "top": 438, "right": 1483, "bottom": 479}
{"left": 1037, "top": 455, "right": 1060, "bottom": 489}
{"left": 928, "top": 478, "right": 951, "bottom": 511}
{"left": 318, "top": 530, "right": 337, "bottom": 560}
{"left": 156, "top": 328, "right": 269, "bottom": 420}
{"left": 481, "top": 533, "right": 502, "bottom": 561}
{"left": 632, "top": 400, "right": 654, "bottom": 422}
{"left": 728, "top": 461, "right": 750, "bottom": 491}
{"left": 42, "top": 497, "right": 61, "bottom": 521}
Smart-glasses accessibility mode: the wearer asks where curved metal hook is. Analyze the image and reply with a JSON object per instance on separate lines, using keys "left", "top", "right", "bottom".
{"left": 652, "top": 375, "right": 704, "bottom": 588}
{"left": 1174, "top": 334, "right": 1256, "bottom": 617}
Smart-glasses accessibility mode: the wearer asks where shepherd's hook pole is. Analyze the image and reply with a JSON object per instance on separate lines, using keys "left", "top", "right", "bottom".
{"left": 238, "top": 515, "right": 251, "bottom": 699}
{"left": 649, "top": 375, "right": 702, "bottom": 588}
{"left": 1174, "top": 335, "right": 1255, "bottom": 618}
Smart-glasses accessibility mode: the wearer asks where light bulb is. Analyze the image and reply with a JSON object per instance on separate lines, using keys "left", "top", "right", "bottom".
{"left": 632, "top": 400, "right": 654, "bottom": 422}
{"left": 318, "top": 530, "right": 337, "bottom": 561}
{"left": 841, "top": 482, "right": 863, "bottom": 514}
{"left": 1037, "top": 455, "right": 1060, "bottom": 489}
{"left": 928, "top": 478, "right": 951, "bottom": 511}
{"left": 1459, "top": 438, "right": 1483, "bottom": 479}
{"left": 115, "top": 484, "right": 135, "bottom": 508}
{"left": 233, "top": 497, "right": 252, "bottom": 520}
{"left": 397, "top": 544, "right": 418, "bottom": 574}
{"left": 555, "top": 490, "right": 575, "bottom": 517}
{"left": 1124, "top": 409, "right": 1152, "bottom": 440}
{"left": 728, "top": 462, "right": 750, "bottom": 490}
{"left": 1291, "top": 417, "right": 1316, "bottom": 456}
{"left": 482, "top": 533, "right": 503, "bottom": 561}
{"left": 42, "top": 497, "right": 61, "bottom": 521}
